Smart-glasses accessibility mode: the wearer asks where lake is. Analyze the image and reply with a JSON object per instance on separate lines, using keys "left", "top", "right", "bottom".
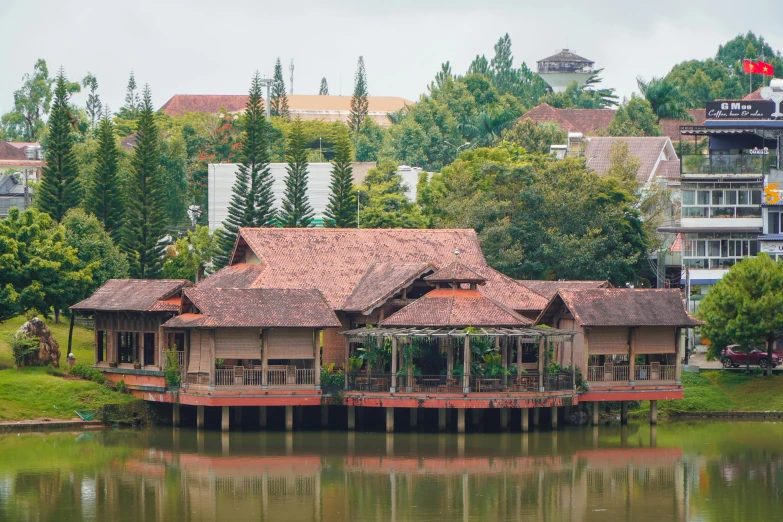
{"left": 0, "top": 421, "right": 780, "bottom": 521}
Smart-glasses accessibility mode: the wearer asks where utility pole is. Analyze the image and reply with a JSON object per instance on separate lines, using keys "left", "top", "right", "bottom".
{"left": 684, "top": 265, "right": 691, "bottom": 364}
{"left": 289, "top": 59, "right": 294, "bottom": 95}
{"left": 259, "top": 78, "right": 273, "bottom": 120}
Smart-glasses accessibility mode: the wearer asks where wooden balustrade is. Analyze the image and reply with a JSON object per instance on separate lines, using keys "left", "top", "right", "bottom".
{"left": 589, "top": 364, "right": 677, "bottom": 383}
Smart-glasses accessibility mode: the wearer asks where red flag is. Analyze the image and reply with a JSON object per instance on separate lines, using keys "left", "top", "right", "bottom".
{"left": 743, "top": 59, "right": 757, "bottom": 73}
{"left": 757, "top": 60, "right": 775, "bottom": 76}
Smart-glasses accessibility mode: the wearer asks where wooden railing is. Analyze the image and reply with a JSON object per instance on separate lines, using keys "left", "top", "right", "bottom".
{"left": 296, "top": 369, "right": 315, "bottom": 385}
{"left": 244, "top": 369, "right": 264, "bottom": 386}
{"left": 587, "top": 365, "right": 629, "bottom": 382}
{"left": 267, "top": 368, "right": 287, "bottom": 386}
{"left": 210, "top": 367, "right": 316, "bottom": 387}
{"left": 634, "top": 365, "right": 676, "bottom": 381}
{"left": 589, "top": 364, "right": 676, "bottom": 383}
{"left": 215, "top": 369, "right": 233, "bottom": 386}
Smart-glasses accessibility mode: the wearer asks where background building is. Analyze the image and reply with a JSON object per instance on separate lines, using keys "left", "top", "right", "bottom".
{"left": 536, "top": 50, "right": 595, "bottom": 93}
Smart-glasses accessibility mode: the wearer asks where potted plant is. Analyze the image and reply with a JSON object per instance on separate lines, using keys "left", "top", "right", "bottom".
{"left": 133, "top": 359, "right": 141, "bottom": 370}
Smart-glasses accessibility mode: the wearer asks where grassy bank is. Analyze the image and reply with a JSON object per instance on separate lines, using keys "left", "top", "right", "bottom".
{"left": 0, "top": 316, "right": 136, "bottom": 422}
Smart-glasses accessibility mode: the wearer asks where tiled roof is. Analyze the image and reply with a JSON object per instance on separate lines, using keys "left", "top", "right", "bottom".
{"left": 520, "top": 104, "right": 613, "bottom": 135}
{"left": 0, "top": 141, "right": 30, "bottom": 161}
{"left": 654, "top": 159, "right": 681, "bottom": 181}
{"left": 160, "top": 95, "right": 249, "bottom": 116}
{"left": 71, "top": 279, "right": 191, "bottom": 312}
{"left": 382, "top": 288, "right": 532, "bottom": 327}
{"left": 518, "top": 280, "right": 611, "bottom": 300}
{"left": 538, "top": 289, "right": 702, "bottom": 327}
{"left": 660, "top": 109, "right": 705, "bottom": 141}
{"left": 197, "top": 263, "right": 267, "bottom": 290}
{"left": 236, "top": 228, "right": 548, "bottom": 312}
{"left": 424, "top": 261, "right": 486, "bottom": 284}
{"left": 583, "top": 137, "right": 673, "bottom": 183}
{"left": 342, "top": 262, "right": 433, "bottom": 313}
{"left": 743, "top": 88, "right": 764, "bottom": 101}
{"left": 669, "top": 233, "right": 682, "bottom": 253}
{"left": 538, "top": 49, "right": 593, "bottom": 64}
{"left": 163, "top": 288, "right": 340, "bottom": 328}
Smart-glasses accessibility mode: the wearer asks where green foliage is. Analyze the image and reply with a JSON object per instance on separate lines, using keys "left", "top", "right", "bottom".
{"left": 349, "top": 56, "right": 369, "bottom": 133}
{"left": 419, "top": 145, "right": 648, "bottom": 284}
{"left": 84, "top": 111, "right": 123, "bottom": 242}
{"left": 698, "top": 254, "right": 783, "bottom": 364}
{"left": 347, "top": 356, "right": 363, "bottom": 374}
{"left": 11, "top": 336, "right": 40, "bottom": 368}
{"left": 279, "top": 117, "right": 314, "bottom": 227}
{"left": 163, "top": 349, "right": 182, "bottom": 388}
{"left": 501, "top": 118, "right": 566, "bottom": 154}
{"left": 82, "top": 72, "right": 101, "bottom": 130}
{"left": 0, "top": 208, "right": 94, "bottom": 321}
{"left": 0, "top": 59, "right": 55, "bottom": 141}
{"left": 319, "top": 77, "right": 329, "bottom": 95}
{"left": 270, "top": 58, "right": 289, "bottom": 119}
{"left": 69, "top": 363, "right": 106, "bottom": 385}
{"left": 163, "top": 225, "right": 216, "bottom": 283}
{"left": 115, "top": 379, "right": 127, "bottom": 394}
{"left": 324, "top": 128, "right": 357, "bottom": 228}
{"left": 121, "top": 85, "right": 167, "bottom": 278}
{"left": 541, "top": 74, "right": 618, "bottom": 109}
{"left": 355, "top": 118, "right": 388, "bottom": 162}
{"left": 215, "top": 73, "right": 275, "bottom": 268}
{"left": 636, "top": 76, "right": 693, "bottom": 121}
{"left": 320, "top": 364, "right": 344, "bottom": 387}
{"left": 358, "top": 160, "right": 426, "bottom": 229}
{"left": 606, "top": 95, "right": 661, "bottom": 137}
{"left": 483, "top": 352, "right": 510, "bottom": 377}
{"left": 118, "top": 71, "right": 140, "bottom": 120}
{"left": 37, "top": 69, "right": 82, "bottom": 221}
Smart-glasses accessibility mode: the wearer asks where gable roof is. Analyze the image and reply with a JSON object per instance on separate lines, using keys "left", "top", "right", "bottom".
{"left": 382, "top": 288, "right": 531, "bottom": 327}
{"left": 660, "top": 109, "right": 705, "bottom": 140}
{"left": 163, "top": 288, "right": 340, "bottom": 328}
{"left": 424, "top": 260, "right": 486, "bottom": 285}
{"left": 232, "top": 228, "right": 548, "bottom": 312}
{"left": 196, "top": 263, "right": 267, "bottom": 290}
{"left": 518, "top": 280, "right": 611, "bottom": 300}
{"left": 536, "top": 288, "right": 702, "bottom": 327}
{"left": 70, "top": 279, "right": 191, "bottom": 312}
{"left": 342, "top": 262, "right": 434, "bottom": 313}
{"left": 0, "top": 141, "right": 29, "bottom": 161}
{"left": 538, "top": 49, "right": 593, "bottom": 65}
{"left": 583, "top": 136, "right": 676, "bottom": 184}
{"left": 160, "top": 95, "right": 249, "bottom": 116}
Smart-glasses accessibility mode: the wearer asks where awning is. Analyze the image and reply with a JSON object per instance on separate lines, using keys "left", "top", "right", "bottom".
{"left": 340, "top": 326, "right": 577, "bottom": 342}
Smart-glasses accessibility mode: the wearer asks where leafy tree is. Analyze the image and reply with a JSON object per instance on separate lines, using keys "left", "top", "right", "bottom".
{"left": 541, "top": 72, "right": 618, "bottom": 109}
{"left": 467, "top": 55, "right": 490, "bottom": 76}
{"left": 606, "top": 95, "right": 661, "bottom": 137}
{"left": 279, "top": 117, "right": 314, "bottom": 227}
{"left": 490, "top": 34, "right": 515, "bottom": 93}
{"left": 163, "top": 225, "right": 216, "bottom": 283}
{"left": 82, "top": 72, "right": 101, "bottom": 130}
{"left": 502, "top": 118, "right": 566, "bottom": 154}
{"left": 319, "top": 77, "right": 329, "bottom": 95}
{"left": 699, "top": 254, "right": 783, "bottom": 375}
{"left": 84, "top": 110, "right": 123, "bottom": 243}
{"left": 358, "top": 160, "right": 426, "bottom": 229}
{"left": 637, "top": 76, "right": 693, "bottom": 121}
{"left": 270, "top": 58, "right": 289, "bottom": 118}
{"left": 355, "top": 118, "right": 388, "bottom": 162}
{"left": 433, "top": 62, "right": 453, "bottom": 90}
{"left": 37, "top": 69, "right": 82, "bottom": 222}
{"left": 324, "top": 128, "right": 357, "bottom": 228}
{"left": 0, "top": 207, "right": 94, "bottom": 322}
{"left": 214, "top": 73, "right": 275, "bottom": 268}
{"left": 0, "top": 59, "right": 55, "bottom": 141}
{"left": 121, "top": 85, "right": 167, "bottom": 279}
{"left": 62, "top": 208, "right": 129, "bottom": 296}
{"left": 349, "top": 56, "right": 369, "bottom": 133}
{"left": 119, "top": 71, "right": 140, "bottom": 120}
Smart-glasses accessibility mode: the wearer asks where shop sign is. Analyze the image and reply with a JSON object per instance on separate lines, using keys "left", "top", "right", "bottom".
{"left": 706, "top": 100, "right": 775, "bottom": 119}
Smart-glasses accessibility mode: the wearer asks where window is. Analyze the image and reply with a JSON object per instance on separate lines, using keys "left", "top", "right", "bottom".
{"left": 752, "top": 190, "right": 762, "bottom": 205}
{"left": 725, "top": 191, "right": 738, "bottom": 205}
{"left": 697, "top": 191, "right": 710, "bottom": 205}
{"left": 682, "top": 191, "right": 695, "bottom": 205}
{"left": 97, "top": 331, "right": 106, "bottom": 363}
{"left": 118, "top": 332, "right": 137, "bottom": 364}
{"left": 712, "top": 190, "right": 724, "bottom": 205}
{"left": 143, "top": 333, "right": 155, "bottom": 366}
{"left": 738, "top": 190, "right": 749, "bottom": 204}
{"left": 769, "top": 212, "right": 781, "bottom": 235}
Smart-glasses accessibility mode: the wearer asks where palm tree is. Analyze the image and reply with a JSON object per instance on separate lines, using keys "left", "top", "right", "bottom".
{"left": 463, "top": 107, "right": 518, "bottom": 148}
{"left": 637, "top": 76, "right": 693, "bottom": 121}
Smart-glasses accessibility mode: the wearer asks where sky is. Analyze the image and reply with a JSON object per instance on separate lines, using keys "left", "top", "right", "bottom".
{"left": 2, "top": 0, "right": 783, "bottom": 116}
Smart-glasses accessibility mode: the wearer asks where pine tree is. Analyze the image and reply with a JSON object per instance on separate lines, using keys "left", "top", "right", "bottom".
{"left": 324, "top": 129, "right": 357, "bottom": 228}
{"left": 214, "top": 72, "right": 276, "bottom": 268}
{"left": 121, "top": 71, "right": 139, "bottom": 119}
{"left": 270, "top": 58, "right": 289, "bottom": 119}
{"left": 121, "top": 85, "right": 167, "bottom": 279}
{"left": 37, "top": 69, "right": 81, "bottom": 222}
{"left": 279, "top": 117, "right": 314, "bottom": 227}
{"left": 349, "top": 56, "right": 369, "bottom": 133}
{"left": 85, "top": 108, "right": 123, "bottom": 243}
{"left": 319, "top": 77, "right": 329, "bottom": 95}
{"left": 82, "top": 72, "right": 101, "bottom": 130}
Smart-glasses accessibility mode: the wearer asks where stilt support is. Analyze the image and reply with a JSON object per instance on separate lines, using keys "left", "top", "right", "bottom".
{"left": 172, "top": 403, "right": 180, "bottom": 427}
{"left": 533, "top": 408, "right": 540, "bottom": 428}
{"left": 457, "top": 408, "right": 466, "bottom": 434}
{"left": 321, "top": 405, "right": 329, "bottom": 428}
{"left": 259, "top": 406, "right": 267, "bottom": 428}
{"left": 221, "top": 406, "right": 229, "bottom": 432}
{"left": 347, "top": 406, "right": 356, "bottom": 431}
{"left": 500, "top": 408, "right": 509, "bottom": 430}
{"left": 386, "top": 407, "right": 394, "bottom": 433}
{"left": 621, "top": 401, "right": 628, "bottom": 425}
{"left": 650, "top": 400, "right": 658, "bottom": 425}
{"left": 410, "top": 409, "right": 418, "bottom": 429}
{"left": 196, "top": 405, "right": 204, "bottom": 429}
{"left": 521, "top": 408, "right": 529, "bottom": 432}
{"left": 234, "top": 406, "right": 242, "bottom": 424}
{"left": 551, "top": 406, "right": 558, "bottom": 429}
{"left": 592, "top": 403, "right": 600, "bottom": 426}
{"left": 285, "top": 406, "right": 294, "bottom": 431}
{"left": 438, "top": 409, "right": 447, "bottom": 432}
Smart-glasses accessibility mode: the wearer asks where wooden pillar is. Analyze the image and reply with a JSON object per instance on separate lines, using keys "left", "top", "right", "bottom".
{"left": 410, "top": 408, "right": 418, "bottom": 429}
{"left": 521, "top": 408, "right": 529, "bottom": 432}
{"left": 472, "top": 408, "right": 480, "bottom": 427}
{"left": 347, "top": 406, "right": 356, "bottom": 430}
{"left": 221, "top": 406, "right": 229, "bottom": 432}
{"left": 438, "top": 408, "right": 447, "bottom": 432}
{"left": 390, "top": 337, "right": 398, "bottom": 392}
{"left": 538, "top": 336, "right": 545, "bottom": 392}
{"left": 259, "top": 406, "right": 267, "bottom": 428}
{"left": 628, "top": 328, "right": 636, "bottom": 384}
{"left": 550, "top": 406, "right": 558, "bottom": 429}
{"left": 650, "top": 400, "right": 658, "bottom": 425}
{"left": 157, "top": 324, "right": 166, "bottom": 368}
{"left": 386, "top": 407, "right": 394, "bottom": 433}
{"left": 457, "top": 408, "right": 466, "bottom": 434}
{"left": 675, "top": 327, "right": 683, "bottom": 384}
{"left": 208, "top": 330, "right": 216, "bottom": 387}
{"left": 321, "top": 405, "right": 329, "bottom": 428}
{"left": 502, "top": 338, "right": 509, "bottom": 386}
{"left": 463, "top": 336, "right": 471, "bottom": 393}
{"left": 592, "top": 403, "right": 600, "bottom": 426}
{"left": 172, "top": 403, "right": 180, "bottom": 427}
{"left": 447, "top": 339, "right": 454, "bottom": 377}
{"left": 196, "top": 405, "right": 204, "bottom": 429}
{"left": 516, "top": 338, "right": 522, "bottom": 380}
{"left": 500, "top": 408, "right": 509, "bottom": 430}
{"left": 262, "top": 329, "right": 269, "bottom": 389}
{"left": 621, "top": 401, "right": 628, "bottom": 425}
{"left": 570, "top": 334, "right": 576, "bottom": 390}
{"left": 285, "top": 406, "right": 294, "bottom": 431}
{"left": 314, "top": 329, "right": 321, "bottom": 387}
{"left": 533, "top": 408, "right": 540, "bottom": 428}
{"left": 343, "top": 336, "right": 350, "bottom": 390}
{"left": 406, "top": 340, "right": 414, "bottom": 393}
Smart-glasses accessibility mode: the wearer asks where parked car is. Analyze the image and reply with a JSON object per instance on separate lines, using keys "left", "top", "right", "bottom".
{"left": 721, "top": 345, "right": 782, "bottom": 369}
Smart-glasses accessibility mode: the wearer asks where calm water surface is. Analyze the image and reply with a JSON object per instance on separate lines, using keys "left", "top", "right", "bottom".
{"left": 0, "top": 421, "right": 781, "bottom": 522}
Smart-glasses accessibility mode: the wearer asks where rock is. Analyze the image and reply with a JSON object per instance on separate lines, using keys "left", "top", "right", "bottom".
{"left": 16, "top": 317, "right": 61, "bottom": 368}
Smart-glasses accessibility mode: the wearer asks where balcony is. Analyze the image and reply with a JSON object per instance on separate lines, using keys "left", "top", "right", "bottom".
{"left": 587, "top": 364, "right": 676, "bottom": 384}
{"left": 346, "top": 372, "right": 573, "bottom": 394}
{"left": 681, "top": 153, "right": 777, "bottom": 176}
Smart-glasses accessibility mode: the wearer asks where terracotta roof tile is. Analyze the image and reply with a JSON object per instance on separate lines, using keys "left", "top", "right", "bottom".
{"left": 583, "top": 137, "right": 673, "bottom": 183}
{"left": 236, "top": 228, "right": 548, "bottom": 312}
{"left": 518, "top": 280, "right": 611, "bottom": 300}
{"left": 743, "top": 88, "right": 764, "bottom": 101}
{"left": 71, "top": 279, "right": 191, "bottom": 312}
{"left": 654, "top": 159, "right": 681, "bottom": 181}
{"left": 424, "top": 261, "right": 486, "bottom": 284}
{"left": 197, "top": 263, "right": 267, "bottom": 290}
{"left": 660, "top": 109, "right": 705, "bottom": 141}
{"left": 160, "top": 95, "right": 249, "bottom": 116}
{"left": 0, "top": 141, "right": 30, "bottom": 161}
{"left": 382, "top": 288, "right": 532, "bottom": 327}
{"left": 342, "top": 262, "right": 433, "bottom": 313}
{"left": 163, "top": 288, "right": 340, "bottom": 328}
{"left": 538, "top": 288, "right": 702, "bottom": 327}
{"left": 669, "top": 233, "right": 682, "bottom": 253}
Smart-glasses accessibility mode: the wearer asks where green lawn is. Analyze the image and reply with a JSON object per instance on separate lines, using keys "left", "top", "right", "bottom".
{"left": 0, "top": 316, "right": 134, "bottom": 422}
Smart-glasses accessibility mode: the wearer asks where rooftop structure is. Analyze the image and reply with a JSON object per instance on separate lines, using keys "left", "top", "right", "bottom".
{"left": 537, "top": 49, "right": 595, "bottom": 93}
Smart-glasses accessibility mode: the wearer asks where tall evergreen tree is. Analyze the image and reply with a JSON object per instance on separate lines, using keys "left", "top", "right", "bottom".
{"left": 323, "top": 129, "right": 356, "bottom": 228}
{"left": 85, "top": 108, "right": 123, "bottom": 242}
{"left": 120, "top": 71, "right": 139, "bottom": 119}
{"left": 349, "top": 56, "right": 369, "bottom": 133}
{"left": 279, "top": 117, "right": 314, "bottom": 227}
{"left": 121, "top": 85, "right": 167, "bottom": 278}
{"left": 82, "top": 72, "right": 101, "bottom": 130}
{"left": 319, "top": 77, "right": 329, "bottom": 95}
{"left": 37, "top": 69, "right": 81, "bottom": 222}
{"left": 214, "top": 72, "right": 276, "bottom": 268}
{"left": 270, "top": 58, "right": 289, "bottom": 119}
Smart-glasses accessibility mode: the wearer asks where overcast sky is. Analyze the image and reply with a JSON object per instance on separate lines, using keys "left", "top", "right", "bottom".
{"left": 2, "top": 0, "right": 783, "bottom": 117}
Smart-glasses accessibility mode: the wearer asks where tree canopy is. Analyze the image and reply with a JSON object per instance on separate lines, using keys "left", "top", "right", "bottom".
{"left": 605, "top": 95, "right": 661, "bottom": 137}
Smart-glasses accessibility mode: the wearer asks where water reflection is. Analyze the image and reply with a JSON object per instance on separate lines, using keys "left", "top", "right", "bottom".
{"left": 0, "top": 422, "right": 781, "bottom": 522}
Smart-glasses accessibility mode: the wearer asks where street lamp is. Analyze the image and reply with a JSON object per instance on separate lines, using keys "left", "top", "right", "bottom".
{"left": 258, "top": 78, "right": 273, "bottom": 120}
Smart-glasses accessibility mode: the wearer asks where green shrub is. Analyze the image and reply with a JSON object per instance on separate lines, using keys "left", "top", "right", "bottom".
{"left": 11, "top": 336, "right": 40, "bottom": 368}
{"left": 69, "top": 363, "right": 106, "bottom": 385}
{"left": 163, "top": 349, "right": 181, "bottom": 388}
{"left": 115, "top": 379, "right": 127, "bottom": 394}
{"left": 321, "top": 365, "right": 345, "bottom": 387}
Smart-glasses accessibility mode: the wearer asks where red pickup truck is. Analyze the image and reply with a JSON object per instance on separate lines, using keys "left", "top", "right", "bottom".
{"left": 721, "top": 345, "right": 782, "bottom": 369}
